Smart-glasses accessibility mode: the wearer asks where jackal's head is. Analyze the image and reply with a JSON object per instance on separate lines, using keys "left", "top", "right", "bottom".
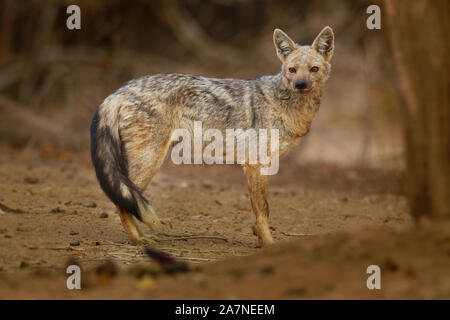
{"left": 273, "top": 27, "right": 334, "bottom": 93}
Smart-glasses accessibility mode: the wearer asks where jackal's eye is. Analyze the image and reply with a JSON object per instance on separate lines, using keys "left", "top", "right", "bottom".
{"left": 310, "top": 66, "right": 319, "bottom": 73}
{"left": 288, "top": 67, "right": 296, "bottom": 73}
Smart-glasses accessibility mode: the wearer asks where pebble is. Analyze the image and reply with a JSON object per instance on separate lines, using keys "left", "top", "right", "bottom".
{"left": 70, "top": 241, "right": 80, "bottom": 246}
{"left": 24, "top": 177, "right": 39, "bottom": 184}
{"left": 201, "top": 182, "right": 213, "bottom": 189}
{"left": 85, "top": 202, "right": 97, "bottom": 208}
{"left": 100, "top": 212, "right": 109, "bottom": 218}
{"left": 179, "top": 181, "right": 189, "bottom": 188}
{"left": 260, "top": 265, "right": 275, "bottom": 275}
{"left": 19, "top": 261, "right": 31, "bottom": 270}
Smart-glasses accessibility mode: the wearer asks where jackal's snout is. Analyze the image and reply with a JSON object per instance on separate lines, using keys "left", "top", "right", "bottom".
{"left": 294, "top": 79, "right": 310, "bottom": 91}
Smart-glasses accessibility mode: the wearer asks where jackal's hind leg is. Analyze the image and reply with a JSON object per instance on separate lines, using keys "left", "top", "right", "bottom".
{"left": 120, "top": 113, "right": 172, "bottom": 233}
{"left": 117, "top": 207, "right": 155, "bottom": 244}
{"left": 244, "top": 165, "right": 274, "bottom": 247}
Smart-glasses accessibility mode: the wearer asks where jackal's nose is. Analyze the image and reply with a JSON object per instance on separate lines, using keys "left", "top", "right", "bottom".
{"left": 295, "top": 80, "right": 307, "bottom": 90}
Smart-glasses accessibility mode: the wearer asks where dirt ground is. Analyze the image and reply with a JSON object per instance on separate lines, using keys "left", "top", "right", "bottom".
{"left": 0, "top": 146, "right": 448, "bottom": 299}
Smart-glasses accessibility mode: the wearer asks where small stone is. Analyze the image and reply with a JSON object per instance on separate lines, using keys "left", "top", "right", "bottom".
{"left": 201, "top": 182, "right": 213, "bottom": 189}
{"left": 85, "top": 202, "right": 97, "bottom": 208}
{"left": 179, "top": 181, "right": 189, "bottom": 188}
{"left": 70, "top": 241, "right": 80, "bottom": 246}
{"left": 19, "top": 261, "right": 31, "bottom": 271}
{"left": 99, "top": 212, "right": 109, "bottom": 218}
{"left": 69, "top": 231, "right": 79, "bottom": 236}
{"left": 383, "top": 258, "right": 398, "bottom": 272}
{"left": 24, "top": 177, "right": 39, "bottom": 184}
{"left": 95, "top": 241, "right": 100, "bottom": 246}
{"left": 260, "top": 265, "right": 275, "bottom": 275}
{"left": 283, "top": 286, "right": 308, "bottom": 297}
{"left": 51, "top": 207, "right": 64, "bottom": 213}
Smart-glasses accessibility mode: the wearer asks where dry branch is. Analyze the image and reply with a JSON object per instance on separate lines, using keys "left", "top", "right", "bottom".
{"left": 0, "top": 95, "right": 72, "bottom": 146}
{"left": 160, "top": 0, "right": 244, "bottom": 66}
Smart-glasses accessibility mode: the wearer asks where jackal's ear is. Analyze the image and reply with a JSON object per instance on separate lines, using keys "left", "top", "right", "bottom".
{"left": 273, "top": 29, "right": 296, "bottom": 62}
{"left": 312, "top": 26, "right": 334, "bottom": 61}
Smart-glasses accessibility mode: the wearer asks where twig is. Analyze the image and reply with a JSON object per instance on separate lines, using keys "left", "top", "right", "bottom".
{"left": 281, "top": 231, "right": 313, "bottom": 237}
{"left": 175, "top": 257, "right": 215, "bottom": 262}
{"left": 0, "top": 201, "right": 24, "bottom": 214}
{"left": 156, "top": 247, "right": 192, "bottom": 253}
{"left": 100, "top": 240, "right": 135, "bottom": 247}
{"left": 153, "top": 233, "right": 229, "bottom": 242}
{"left": 25, "top": 245, "right": 83, "bottom": 251}
{"left": 107, "top": 251, "right": 141, "bottom": 257}
{"left": 160, "top": 0, "right": 243, "bottom": 65}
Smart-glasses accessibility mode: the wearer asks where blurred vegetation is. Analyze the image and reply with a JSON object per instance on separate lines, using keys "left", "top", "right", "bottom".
{"left": 385, "top": 0, "right": 449, "bottom": 219}
{"left": 0, "top": 0, "right": 447, "bottom": 218}
{"left": 0, "top": 0, "right": 392, "bottom": 148}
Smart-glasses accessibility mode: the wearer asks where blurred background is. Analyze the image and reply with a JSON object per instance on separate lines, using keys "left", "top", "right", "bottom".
{"left": 0, "top": 0, "right": 403, "bottom": 169}
{"left": 0, "top": 0, "right": 448, "bottom": 299}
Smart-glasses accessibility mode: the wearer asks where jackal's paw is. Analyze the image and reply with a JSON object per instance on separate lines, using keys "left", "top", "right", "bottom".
{"left": 253, "top": 225, "right": 274, "bottom": 247}
{"left": 257, "top": 236, "right": 274, "bottom": 248}
{"left": 143, "top": 219, "right": 166, "bottom": 234}
{"left": 130, "top": 237, "right": 155, "bottom": 246}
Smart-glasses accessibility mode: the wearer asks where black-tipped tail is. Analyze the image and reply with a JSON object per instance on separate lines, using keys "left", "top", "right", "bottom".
{"left": 90, "top": 109, "right": 147, "bottom": 221}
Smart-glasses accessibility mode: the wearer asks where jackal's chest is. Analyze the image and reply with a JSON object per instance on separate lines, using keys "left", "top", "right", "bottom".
{"left": 278, "top": 101, "right": 319, "bottom": 133}
{"left": 274, "top": 100, "right": 320, "bottom": 155}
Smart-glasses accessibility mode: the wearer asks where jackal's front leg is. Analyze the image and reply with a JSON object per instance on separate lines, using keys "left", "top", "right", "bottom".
{"left": 244, "top": 165, "right": 274, "bottom": 247}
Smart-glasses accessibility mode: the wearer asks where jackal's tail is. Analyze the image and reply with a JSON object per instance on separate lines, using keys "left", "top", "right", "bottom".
{"left": 90, "top": 107, "right": 153, "bottom": 223}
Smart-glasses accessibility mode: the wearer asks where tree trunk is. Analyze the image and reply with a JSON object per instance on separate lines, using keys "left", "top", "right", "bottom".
{"left": 385, "top": 0, "right": 449, "bottom": 219}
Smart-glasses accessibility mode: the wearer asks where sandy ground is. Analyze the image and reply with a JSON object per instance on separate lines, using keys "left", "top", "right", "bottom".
{"left": 0, "top": 147, "right": 448, "bottom": 299}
